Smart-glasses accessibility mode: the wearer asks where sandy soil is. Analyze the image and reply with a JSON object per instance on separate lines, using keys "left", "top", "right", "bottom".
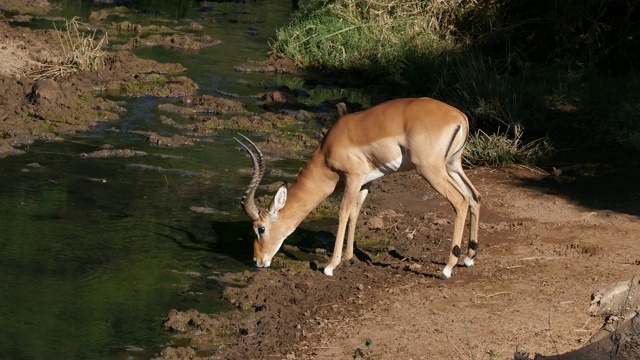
{"left": 2, "top": 3, "right": 640, "bottom": 360}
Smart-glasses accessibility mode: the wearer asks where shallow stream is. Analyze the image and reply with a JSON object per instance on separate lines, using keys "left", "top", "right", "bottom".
{"left": 0, "top": 1, "right": 365, "bottom": 359}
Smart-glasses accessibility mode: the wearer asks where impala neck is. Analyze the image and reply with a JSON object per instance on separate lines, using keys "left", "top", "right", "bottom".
{"left": 277, "top": 151, "right": 339, "bottom": 231}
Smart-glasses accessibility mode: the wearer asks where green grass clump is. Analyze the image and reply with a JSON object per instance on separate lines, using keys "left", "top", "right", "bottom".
{"left": 465, "top": 126, "right": 553, "bottom": 167}
{"left": 272, "top": 0, "right": 466, "bottom": 83}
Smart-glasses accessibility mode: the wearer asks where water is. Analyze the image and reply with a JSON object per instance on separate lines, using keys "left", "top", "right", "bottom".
{"left": 0, "top": 1, "right": 304, "bottom": 359}
{"left": 0, "top": 117, "right": 255, "bottom": 360}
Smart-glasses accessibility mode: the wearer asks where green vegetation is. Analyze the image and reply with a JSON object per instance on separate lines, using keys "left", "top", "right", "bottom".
{"left": 465, "top": 126, "right": 552, "bottom": 167}
{"left": 353, "top": 338, "right": 374, "bottom": 359}
{"left": 272, "top": 0, "right": 640, "bottom": 165}
{"left": 273, "top": 0, "right": 463, "bottom": 81}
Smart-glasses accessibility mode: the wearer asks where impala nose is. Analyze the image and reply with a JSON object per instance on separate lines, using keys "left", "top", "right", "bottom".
{"left": 254, "top": 257, "right": 271, "bottom": 268}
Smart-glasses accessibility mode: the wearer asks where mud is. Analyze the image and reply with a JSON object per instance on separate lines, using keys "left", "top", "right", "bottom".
{"left": 2, "top": 2, "right": 640, "bottom": 360}
{"left": 0, "top": 19, "right": 199, "bottom": 156}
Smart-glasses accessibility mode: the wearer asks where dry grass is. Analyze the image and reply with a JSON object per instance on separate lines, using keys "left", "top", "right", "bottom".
{"left": 32, "top": 17, "right": 107, "bottom": 80}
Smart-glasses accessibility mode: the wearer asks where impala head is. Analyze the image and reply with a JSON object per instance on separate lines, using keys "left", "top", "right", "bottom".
{"left": 235, "top": 134, "right": 290, "bottom": 268}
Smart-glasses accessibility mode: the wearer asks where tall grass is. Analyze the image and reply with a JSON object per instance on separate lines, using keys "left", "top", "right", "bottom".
{"left": 272, "top": 0, "right": 552, "bottom": 165}
{"left": 273, "top": 0, "right": 468, "bottom": 83}
{"left": 436, "top": 50, "right": 546, "bottom": 131}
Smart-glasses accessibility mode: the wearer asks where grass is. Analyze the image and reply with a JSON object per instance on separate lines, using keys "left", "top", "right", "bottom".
{"left": 33, "top": 17, "right": 107, "bottom": 80}
{"left": 465, "top": 126, "right": 553, "bottom": 167}
{"left": 272, "top": 0, "right": 462, "bottom": 83}
{"left": 576, "top": 73, "right": 640, "bottom": 150}
{"left": 352, "top": 338, "right": 374, "bottom": 359}
{"left": 272, "top": 0, "right": 640, "bottom": 166}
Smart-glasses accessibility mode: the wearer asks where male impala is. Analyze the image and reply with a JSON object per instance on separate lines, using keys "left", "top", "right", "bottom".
{"left": 236, "top": 97, "right": 481, "bottom": 279}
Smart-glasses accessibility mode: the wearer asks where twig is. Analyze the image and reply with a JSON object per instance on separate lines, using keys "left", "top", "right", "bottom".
{"left": 383, "top": 222, "right": 399, "bottom": 233}
{"left": 551, "top": 164, "right": 583, "bottom": 176}
{"left": 520, "top": 256, "right": 560, "bottom": 261}
{"left": 481, "top": 291, "right": 515, "bottom": 298}
{"left": 577, "top": 212, "right": 596, "bottom": 221}
{"left": 512, "top": 163, "right": 549, "bottom": 175}
{"left": 575, "top": 317, "right": 592, "bottom": 332}
{"left": 548, "top": 314, "right": 560, "bottom": 356}
{"left": 444, "top": 332, "right": 465, "bottom": 358}
{"left": 312, "top": 302, "right": 337, "bottom": 312}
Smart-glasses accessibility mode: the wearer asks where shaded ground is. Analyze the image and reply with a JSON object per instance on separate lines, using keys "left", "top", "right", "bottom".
{"left": 1, "top": 2, "right": 640, "bottom": 360}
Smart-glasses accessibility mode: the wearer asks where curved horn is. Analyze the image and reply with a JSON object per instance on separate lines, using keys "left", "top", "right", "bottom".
{"left": 234, "top": 133, "right": 266, "bottom": 221}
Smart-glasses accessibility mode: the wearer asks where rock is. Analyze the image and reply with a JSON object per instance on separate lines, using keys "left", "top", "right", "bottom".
{"left": 366, "top": 216, "right": 385, "bottom": 230}
{"left": 589, "top": 275, "right": 640, "bottom": 319}
{"left": 151, "top": 346, "right": 196, "bottom": 360}
{"left": 535, "top": 276, "right": 640, "bottom": 360}
{"left": 261, "top": 90, "right": 297, "bottom": 104}
{"left": 30, "top": 79, "right": 61, "bottom": 103}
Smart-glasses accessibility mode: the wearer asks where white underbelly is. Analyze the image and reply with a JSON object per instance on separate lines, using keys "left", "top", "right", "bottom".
{"left": 361, "top": 152, "right": 412, "bottom": 185}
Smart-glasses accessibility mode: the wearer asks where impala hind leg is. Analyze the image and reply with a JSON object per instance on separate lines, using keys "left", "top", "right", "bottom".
{"left": 452, "top": 165, "right": 481, "bottom": 268}
{"left": 415, "top": 164, "right": 472, "bottom": 279}
{"left": 447, "top": 156, "right": 480, "bottom": 267}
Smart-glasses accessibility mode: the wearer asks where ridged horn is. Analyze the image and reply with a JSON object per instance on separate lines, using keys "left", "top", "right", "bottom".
{"left": 234, "top": 133, "right": 266, "bottom": 221}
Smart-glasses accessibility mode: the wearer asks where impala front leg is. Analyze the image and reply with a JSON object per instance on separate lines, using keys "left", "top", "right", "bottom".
{"left": 345, "top": 185, "right": 370, "bottom": 261}
{"left": 324, "top": 177, "right": 364, "bottom": 276}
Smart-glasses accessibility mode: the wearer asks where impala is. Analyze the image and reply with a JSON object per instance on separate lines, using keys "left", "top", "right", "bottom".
{"left": 235, "top": 97, "right": 481, "bottom": 279}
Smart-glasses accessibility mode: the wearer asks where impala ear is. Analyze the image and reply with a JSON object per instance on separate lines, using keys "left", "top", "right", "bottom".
{"left": 267, "top": 183, "right": 288, "bottom": 219}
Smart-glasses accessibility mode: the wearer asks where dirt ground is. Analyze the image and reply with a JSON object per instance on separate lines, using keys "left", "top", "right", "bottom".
{"left": 161, "top": 162, "right": 640, "bottom": 360}
{"left": 2, "top": 2, "right": 640, "bottom": 360}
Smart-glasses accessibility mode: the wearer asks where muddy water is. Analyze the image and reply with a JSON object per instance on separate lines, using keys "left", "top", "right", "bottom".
{"left": 0, "top": 1, "right": 314, "bottom": 359}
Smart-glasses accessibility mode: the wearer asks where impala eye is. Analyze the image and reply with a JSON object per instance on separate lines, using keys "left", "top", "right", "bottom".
{"left": 257, "top": 226, "right": 266, "bottom": 235}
